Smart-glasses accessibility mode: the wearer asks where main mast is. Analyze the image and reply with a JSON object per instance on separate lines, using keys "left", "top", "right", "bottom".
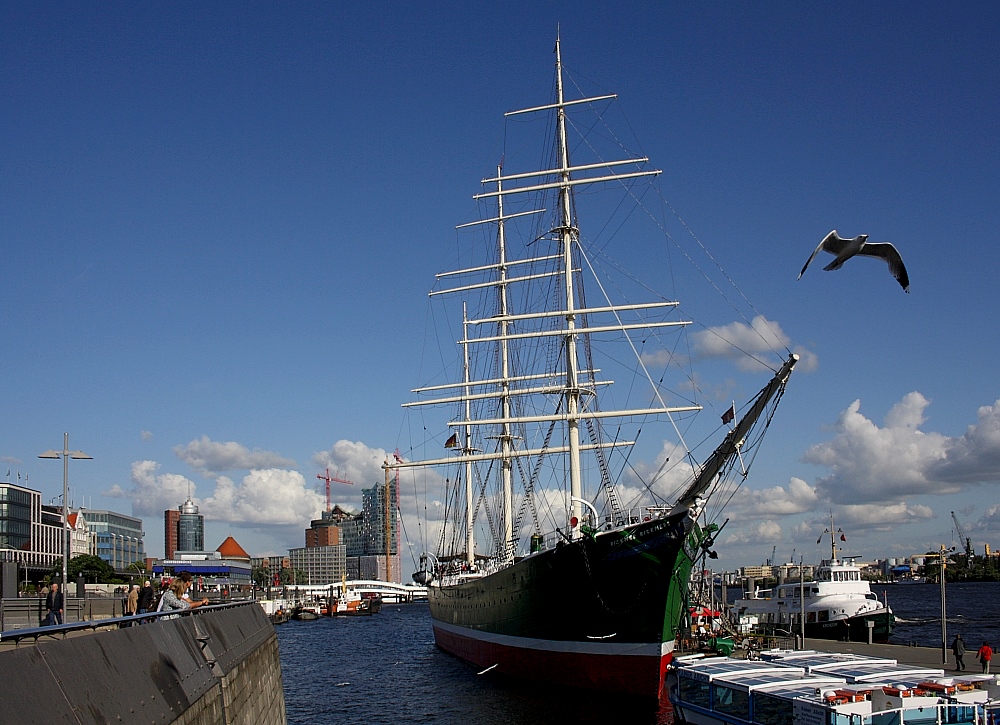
{"left": 553, "top": 37, "right": 584, "bottom": 538}
{"left": 495, "top": 166, "right": 515, "bottom": 562}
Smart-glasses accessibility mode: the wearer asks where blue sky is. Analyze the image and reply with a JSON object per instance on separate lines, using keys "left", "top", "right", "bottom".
{"left": 3, "top": 2, "right": 999, "bottom": 574}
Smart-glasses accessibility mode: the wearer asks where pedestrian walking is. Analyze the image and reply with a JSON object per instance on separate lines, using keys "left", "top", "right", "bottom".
{"left": 978, "top": 641, "right": 993, "bottom": 674}
{"left": 952, "top": 634, "right": 966, "bottom": 671}
{"left": 137, "top": 580, "right": 154, "bottom": 615}
{"left": 44, "top": 582, "right": 64, "bottom": 625}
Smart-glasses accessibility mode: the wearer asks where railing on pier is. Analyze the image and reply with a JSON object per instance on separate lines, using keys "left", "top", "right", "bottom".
{"left": 0, "top": 599, "right": 256, "bottom": 646}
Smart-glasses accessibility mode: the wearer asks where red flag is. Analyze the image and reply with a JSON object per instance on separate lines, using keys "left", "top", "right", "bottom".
{"left": 840, "top": 533, "right": 847, "bottom": 541}
{"left": 444, "top": 433, "right": 458, "bottom": 448}
{"left": 721, "top": 403, "right": 736, "bottom": 425}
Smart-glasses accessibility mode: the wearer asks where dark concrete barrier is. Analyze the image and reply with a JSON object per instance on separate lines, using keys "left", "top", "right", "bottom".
{"left": 0, "top": 601, "right": 285, "bottom": 724}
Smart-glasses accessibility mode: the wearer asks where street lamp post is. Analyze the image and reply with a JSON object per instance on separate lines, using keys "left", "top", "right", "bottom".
{"left": 39, "top": 433, "right": 92, "bottom": 592}
{"left": 925, "top": 544, "right": 955, "bottom": 666}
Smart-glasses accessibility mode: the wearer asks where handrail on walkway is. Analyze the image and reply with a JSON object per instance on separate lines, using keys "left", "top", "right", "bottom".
{"left": 0, "top": 599, "right": 258, "bottom": 647}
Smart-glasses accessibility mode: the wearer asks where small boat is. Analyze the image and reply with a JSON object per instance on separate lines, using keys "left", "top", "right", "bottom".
{"left": 328, "top": 590, "right": 376, "bottom": 617}
{"left": 258, "top": 598, "right": 291, "bottom": 625}
{"left": 670, "top": 650, "right": 1000, "bottom": 724}
{"left": 733, "top": 525, "right": 894, "bottom": 643}
{"left": 291, "top": 605, "right": 320, "bottom": 621}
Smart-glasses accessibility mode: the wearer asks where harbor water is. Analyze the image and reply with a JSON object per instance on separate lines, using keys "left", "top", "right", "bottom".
{"left": 277, "top": 602, "right": 674, "bottom": 724}
{"left": 873, "top": 581, "right": 1000, "bottom": 649}
{"left": 277, "top": 583, "right": 1000, "bottom": 724}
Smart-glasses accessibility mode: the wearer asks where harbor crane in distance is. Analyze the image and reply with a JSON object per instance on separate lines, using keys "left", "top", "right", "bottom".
{"left": 317, "top": 468, "right": 354, "bottom": 513}
{"left": 950, "top": 511, "right": 973, "bottom": 564}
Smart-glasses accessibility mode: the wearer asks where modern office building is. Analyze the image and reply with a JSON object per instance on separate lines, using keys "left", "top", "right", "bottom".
{"left": 0, "top": 481, "right": 62, "bottom": 575}
{"left": 360, "top": 480, "right": 397, "bottom": 559}
{"left": 288, "top": 545, "right": 346, "bottom": 585}
{"left": 84, "top": 509, "right": 145, "bottom": 572}
{"left": 178, "top": 498, "right": 204, "bottom": 552}
{"left": 164, "top": 498, "right": 204, "bottom": 559}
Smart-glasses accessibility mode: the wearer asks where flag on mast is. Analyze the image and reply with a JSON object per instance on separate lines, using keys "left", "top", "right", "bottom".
{"left": 444, "top": 432, "right": 459, "bottom": 448}
{"left": 721, "top": 403, "right": 736, "bottom": 425}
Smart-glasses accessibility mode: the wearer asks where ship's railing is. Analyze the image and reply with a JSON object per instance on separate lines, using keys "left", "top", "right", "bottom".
{"left": 826, "top": 701, "right": 1000, "bottom": 724}
{"left": 676, "top": 690, "right": 999, "bottom": 725}
{"left": 0, "top": 599, "right": 257, "bottom": 647}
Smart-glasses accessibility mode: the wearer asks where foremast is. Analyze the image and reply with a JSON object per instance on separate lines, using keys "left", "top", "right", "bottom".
{"left": 675, "top": 353, "right": 799, "bottom": 511}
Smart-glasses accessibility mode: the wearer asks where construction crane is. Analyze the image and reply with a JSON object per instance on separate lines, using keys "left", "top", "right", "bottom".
{"left": 951, "top": 511, "right": 973, "bottom": 562}
{"left": 316, "top": 468, "right": 354, "bottom": 513}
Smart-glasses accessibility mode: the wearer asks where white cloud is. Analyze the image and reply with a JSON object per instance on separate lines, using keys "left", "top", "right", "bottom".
{"left": 311, "top": 440, "right": 390, "bottom": 488}
{"left": 140, "top": 430, "right": 153, "bottom": 441}
{"left": 174, "top": 436, "right": 295, "bottom": 474}
{"left": 927, "top": 399, "right": 1000, "bottom": 484}
{"left": 729, "top": 477, "right": 819, "bottom": 517}
{"left": 693, "top": 315, "right": 818, "bottom": 373}
{"left": 836, "top": 502, "right": 934, "bottom": 529}
{"left": 627, "top": 439, "right": 698, "bottom": 503}
{"left": 971, "top": 504, "right": 1000, "bottom": 536}
{"left": 199, "top": 469, "right": 324, "bottom": 526}
{"left": 106, "top": 460, "right": 196, "bottom": 517}
{"left": 803, "top": 393, "right": 954, "bottom": 503}
{"left": 724, "top": 520, "right": 783, "bottom": 545}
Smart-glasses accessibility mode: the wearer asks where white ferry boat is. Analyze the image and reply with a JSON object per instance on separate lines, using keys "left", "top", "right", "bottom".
{"left": 734, "top": 529, "right": 894, "bottom": 642}
{"left": 670, "top": 651, "right": 1000, "bottom": 725}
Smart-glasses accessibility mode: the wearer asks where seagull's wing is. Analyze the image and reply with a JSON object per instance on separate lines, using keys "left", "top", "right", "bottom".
{"left": 798, "top": 230, "right": 844, "bottom": 279}
{"left": 859, "top": 242, "right": 910, "bottom": 292}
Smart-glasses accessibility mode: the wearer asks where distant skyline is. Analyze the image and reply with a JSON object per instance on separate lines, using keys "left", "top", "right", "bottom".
{"left": 3, "top": 2, "right": 999, "bottom": 576}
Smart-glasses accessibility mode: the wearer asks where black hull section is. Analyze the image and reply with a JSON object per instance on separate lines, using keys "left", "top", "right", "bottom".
{"left": 759, "top": 610, "right": 895, "bottom": 643}
{"left": 805, "top": 610, "right": 895, "bottom": 643}
{"left": 428, "top": 511, "right": 701, "bottom": 697}
{"left": 430, "top": 514, "right": 690, "bottom": 641}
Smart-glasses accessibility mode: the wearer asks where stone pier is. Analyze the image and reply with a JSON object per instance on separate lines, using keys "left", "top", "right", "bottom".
{"left": 0, "top": 601, "right": 285, "bottom": 724}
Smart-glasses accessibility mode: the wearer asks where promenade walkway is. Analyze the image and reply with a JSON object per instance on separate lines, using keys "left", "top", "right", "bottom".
{"left": 801, "top": 637, "right": 978, "bottom": 675}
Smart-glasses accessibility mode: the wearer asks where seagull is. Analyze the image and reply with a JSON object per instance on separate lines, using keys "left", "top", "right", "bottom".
{"left": 798, "top": 230, "right": 910, "bottom": 292}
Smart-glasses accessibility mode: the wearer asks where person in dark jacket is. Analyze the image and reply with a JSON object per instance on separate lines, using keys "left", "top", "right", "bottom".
{"left": 45, "top": 582, "right": 64, "bottom": 625}
{"left": 952, "top": 634, "right": 966, "bottom": 671}
{"left": 136, "top": 580, "right": 155, "bottom": 615}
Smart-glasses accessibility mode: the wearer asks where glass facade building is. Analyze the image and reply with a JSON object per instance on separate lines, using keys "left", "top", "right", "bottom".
{"left": 177, "top": 498, "right": 204, "bottom": 552}
{"left": 360, "top": 481, "right": 397, "bottom": 556}
{"left": 84, "top": 510, "right": 145, "bottom": 572}
{"left": 0, "top": 482, "right": 61, "bottom": 573}
{"left": 0, "top": 484, "right": 32, "bottom": 550}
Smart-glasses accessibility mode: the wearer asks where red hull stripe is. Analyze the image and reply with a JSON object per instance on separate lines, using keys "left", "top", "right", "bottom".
{"left": 432, "top": 621, "right": 674, "bottom": 698}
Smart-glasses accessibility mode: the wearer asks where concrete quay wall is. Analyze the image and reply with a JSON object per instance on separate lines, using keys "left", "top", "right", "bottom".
{"left": 0, "top": 602, "right": 285, "bottom": 724}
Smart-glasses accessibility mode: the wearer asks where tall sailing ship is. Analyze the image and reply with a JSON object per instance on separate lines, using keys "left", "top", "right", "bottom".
{"left": 389, "top": 38, "right": 799, "bottom": 700}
